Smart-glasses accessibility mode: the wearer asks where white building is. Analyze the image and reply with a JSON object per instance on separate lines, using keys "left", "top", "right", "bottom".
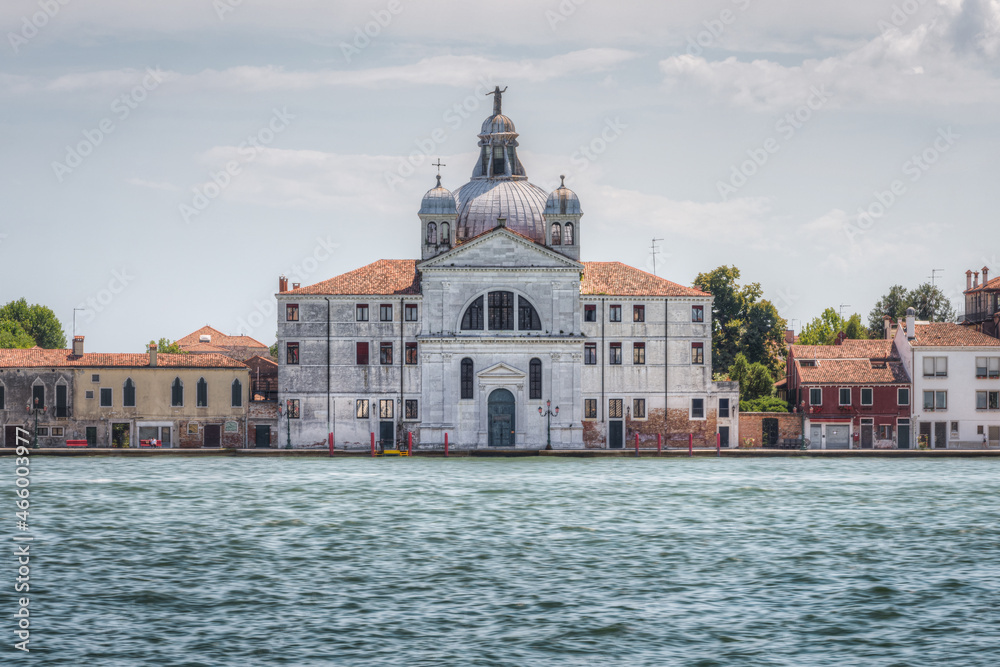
{"left": 274, "top": 90, "right": 738, "bottom": 449}
{"left": 894, "top": 308, "right": 1000, "bottom": 448}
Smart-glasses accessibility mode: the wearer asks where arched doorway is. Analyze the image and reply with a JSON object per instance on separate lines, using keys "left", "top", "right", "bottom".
{"left": 488, "top": 388, "right": 516, "bottom": 447}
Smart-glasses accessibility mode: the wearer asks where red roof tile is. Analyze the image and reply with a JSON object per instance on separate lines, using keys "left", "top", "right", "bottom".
{"left": 796, "top": 358, "right": 910, "bottom": 385}
{"left": 791, "top": 340, "right": 896, "bottom": 360}
{"left": 285, "top": 260, "right": 421, "bottom": 296}
{"left": 0, "top": 349, "right": 247, "bottom": 369}
{"left": 176, "top": 326, "right": 268, "bottom": 350}
{"left": 911, "top": 322, "right": 1000, "bottom": 347}
{"left": 580, "top": 262, "right": 709, "bottom": 297}
{"left": 966, "top": 276, "right": 1000, "bottom": 293}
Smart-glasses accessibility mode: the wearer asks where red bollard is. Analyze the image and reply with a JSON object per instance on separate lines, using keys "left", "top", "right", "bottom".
{"left": 635, "top": 433, "right": 639, "bottom": 457}
{"left": 688, "top": 433, "right": 693, "bottom": 456}
{"left": 328, "top": 432, "right": 334, "bottom": 457}
{"left": 408, "top": 431, "right": 413, "bottom": 457}
{"left": 445, "top": 432, "right": 449, "bottom": 457}
{"left": 716, "top": 432, "right": 721, "bottom": 457}
{"left": 657, "top": 433, "right": 662, "bottom": 453}
{"left": 370, "top": 432, "right": 375, "bottom": 458}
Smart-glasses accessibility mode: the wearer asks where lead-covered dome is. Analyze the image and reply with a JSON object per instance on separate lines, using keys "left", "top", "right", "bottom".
{"left": 419, "top": 175, "right": 457, "bottom": 216}
{"left": 455, "top": 179, "right": 549, "bottom": 242}
{"left": 544, "top": 176, "right": 582, "bottom": 215}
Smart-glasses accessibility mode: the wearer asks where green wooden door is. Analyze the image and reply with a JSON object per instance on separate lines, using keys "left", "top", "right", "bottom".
{"left": 488, "top": 389, "right": 515, "bottom": 447}
{"left": 609, "top": 421, "right": 623, "bottom": 449}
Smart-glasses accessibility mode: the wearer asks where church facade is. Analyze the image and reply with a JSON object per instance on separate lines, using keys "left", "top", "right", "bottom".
{"left": 275, "top": 91, "right": 738, "bottom": 450}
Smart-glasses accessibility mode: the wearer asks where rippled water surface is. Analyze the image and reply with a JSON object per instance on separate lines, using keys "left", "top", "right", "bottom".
{"left": 6, "top": 457, "right": 1000, "bottom": 666}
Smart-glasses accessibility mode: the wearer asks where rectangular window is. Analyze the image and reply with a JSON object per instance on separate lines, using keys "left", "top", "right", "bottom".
{"left": 977, "top": 357, "right": 988, "bottom": 378}
{"left": 978, "top": 391, "right": 1000, "bottom": 410}
{"left": 951, "top": 421, "right": 960, "bottom": 439}
{"left": 356, "top": 342, "right": 369, "bottom": 365}
{"left": 584, "top": 399, "right": 597, "bottom": 419}
{"left": 100, "top": 388, "right": 112, "bottom": 407}
{"left": 609, "top": 343, "right": 622, "bottom": 365}
{"left": 86, "top": 390, "right": 94, "bottom": 399}
{"left": 633, "top": 305, "right": 645, "bottom": 322}
{"left": 379, "top": 399, "right": 393, "bottom": 419}
{"left": 286, "top": 303, "right": 299, "bottom": 322}
{"left": 529, "top": 360, "right": 542, "bottom": 400}
{"left": 287, "top": 399, "right": 300, "bottom": 419}
{"left": 633, "top": 398, "right": 646, "bottom": 419}
{"left": 488, "top": 291, "right": 515, "bottom": 330}
{"left": 810, "top": 387, "right": 822, "bottom": 405}
{"left": 692, "top": 305, "right": 704, "bottom": 322}
{"left": 0, "top": 385, "right": 4, "bottom": 409}
{"left": 36, "top": 427, "right": 48, "bottom": 436}
{"left": 923, "top": 356, "right": 948, "bottom": 377}
{"left": 286, "top": 342, "right": 299, "bottom": 365}
{"left": 51, "top": 427, "right": 63, "bottom": 437}
{"left": 91, "top": 374, "right": 100, "bottom": 383}
{"left": 978, "top": 357, "right": 1000, "bottom": 378}
{"left": 356, "top": 304, "right": 369, "bottom": 322}
{"left": 584, "top": 343, "right": 597, "bottom": 365}
{"left": 404, "top": 304, "right": 418, "bottom": 322}
{"left": 380, "top": 304, "right": 393, "bottom": 322}
{"left": 609, "top": 399, "right": 623, "bottom": 418}
{"left": 977, "top": 391, "right": 988, "bottom": 410}
{"left": 898, "top": 387, "right": 910, "bottom": 406}
{"left": 380, "top": 342, "right": 393, "bottom": 365}
{"left": 839, "top": 387, "right": 851, "bottom": 406}
{"left": 992, "top": 358, "right": 1000, "bottom": 379}
{"left": 633, "top": 342, "right": 645, "bottom": 365}
{"left": 691, "top": 342, "right": 704, "bottom": 365}
{"left": 719, "top": 398, "right": 730, "bottom": 417}
{"left": 356, "top": 399, "right": 369, "bottom": 419}
{"left": 584, "top": 304, "right": 596, "bottom": 322}
{"left": 405, "top": 400, "right": 418, "bottom": 420}
{"left": 692, "top": 398, "right": 705, "bottom": 419}
{"left": 924, "top": 390, "right": 948, "bottom": 410}
{"left": 405, "top": 342, "right": 418, "bottom": 365}
{"left": 861, "top": 388, "right": 873, "bottom": 406}
{"left": 609, "top": 305, "right": 621, "bottom": 322}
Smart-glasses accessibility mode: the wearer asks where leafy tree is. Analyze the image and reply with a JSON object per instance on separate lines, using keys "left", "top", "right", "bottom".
{"left": 149, "top": 338, "right": 185, "bottom": 354}
{"left": 269, "top": 342, "right": 279, "bottom": 361}
{"left": 727, "top": 353, "right": 774, "bottom": 402}
{"left": 694, "top": 266, "right": 787, "bottom": 375}
{"left": 798, "top": 308, "right": 868, "bottom": 345}
{"left": 0, "top": 298, "right": 66, "bottom": 349}
{"left": 0, "top": 320, "right": 35, "bottom": 349}
{"left": 740, "top": 396, "right": 789, "bottom": 413}
{"left": 867, "top": 283, "right": 956, "bottom": 336}
{"left": 844, "top": 314, "right": 868, "bottom": 341}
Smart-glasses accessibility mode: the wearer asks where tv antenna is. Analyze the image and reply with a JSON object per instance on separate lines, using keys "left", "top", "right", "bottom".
{"left": 650, "top": 238, "right": 664, "bottom": 276}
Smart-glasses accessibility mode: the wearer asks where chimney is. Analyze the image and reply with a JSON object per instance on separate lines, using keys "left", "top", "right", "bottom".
{"left": 292, "top": 282, "right": 300, "bottom": 289}
{"left": 984, "top": 266, "right": 990, "bottom": 285}
{"left": 835, "top": 331, "right": 847, "bottom": 345}
{"left": 906, "top": 307, "right": 916, "bottom": 340}
{"left": 279, "top": 275, "right": 288, "bottom": 293}
{"left": 149, "top": 342, "right": 158, "bottom": 367}
{"left": 883, "top": 315, "right": 892, "bottom": 340}
{"left": 72, "top": 336, "right": 84, "bottom": 357}
{"left": 974, "top": 271, "right": 979, "bottom": 288}
{"left": 967, "top": 270, "right": 974, "bottom": 291}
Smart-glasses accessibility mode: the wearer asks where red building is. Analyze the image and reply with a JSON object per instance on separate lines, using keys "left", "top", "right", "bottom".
{"left": 786, "top": 339, "right": 913, "bottom": 449}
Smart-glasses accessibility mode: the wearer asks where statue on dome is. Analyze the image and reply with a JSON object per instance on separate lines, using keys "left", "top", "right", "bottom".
{"left": 486, "top": 85, "right": 508, "bottom": 116}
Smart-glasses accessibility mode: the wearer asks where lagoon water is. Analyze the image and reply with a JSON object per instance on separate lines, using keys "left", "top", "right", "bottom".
{"left": 9, "top": 457, "right": 1000, "bottom": 666}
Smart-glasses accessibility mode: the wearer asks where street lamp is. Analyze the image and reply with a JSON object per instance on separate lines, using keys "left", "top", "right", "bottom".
{"left": 26, "top": 398, "right": 45, "bottom": 449}
{"left": 278, "top": 400, "right": 295, "bottom": 449}
{"left": 538, "top": 400, "right": 559, "bottom": 450}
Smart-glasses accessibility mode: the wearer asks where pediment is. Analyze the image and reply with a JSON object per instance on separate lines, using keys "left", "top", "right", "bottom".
{"left": 477, "top": 362, "right": 526, "bottom": 379}
{"left": 418, "top": 228, "right": 582, "bottom": 270}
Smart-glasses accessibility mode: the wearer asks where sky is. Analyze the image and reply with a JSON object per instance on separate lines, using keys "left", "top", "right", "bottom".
{"left": 1, "top": 0, "right": 998, "bottom": 352}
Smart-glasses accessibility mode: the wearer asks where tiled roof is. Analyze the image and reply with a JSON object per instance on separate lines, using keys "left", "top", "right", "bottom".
{"left": 0, "top": 349, "right": 247, "bottom": 369}
{"left": 791, "top": 340, "right": 896, "bottom": 360}
{"left": 178, "top": 342, "right": 229, "bottom": 353}
{"left": 176, "top": 326, "right": 268, "bottom": 350}
{"left": 580, "top": 262, "right": 709, "bottom": 297}
{"left": 285, "top": 260, "right": 421, "bottom": 296}
{"left": 966, "top": 276, "right": 1000, "bottom": 293}
{"left": 910, "top": 322, "right": 1000, "bottom": 347}
{"left": 796, "top": 358, "right": 910, "bottom": 385}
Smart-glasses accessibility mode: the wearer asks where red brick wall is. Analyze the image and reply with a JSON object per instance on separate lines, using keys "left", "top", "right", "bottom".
{"left": 739, "top": 412, "right": 803, "bottom": 447}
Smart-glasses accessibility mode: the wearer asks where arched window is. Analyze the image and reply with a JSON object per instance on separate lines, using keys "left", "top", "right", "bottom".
{"left": 440, "top": 222, "right": 450, "bottom": 245}
{"left": 518, "top": 297, "right": 541, "bottom": 331}
{"left": 426, "top": 222, "right": 437, "bottom": 245}
{"left": 488, "top": 291, "right": 515, "bottom": 330}
{"left": 123, "top": 378, "right": 136, "bottom": 408}
{"left": 551, "top": 222, "right": 562, "bottom": 245}
{"left": 461, "top": 296, "right": 484, "bottom": 330}
{"left": 461, "top": 358, "right": 474, "bottom": 399}
{"left": 232, "top": 379, "right": 243, "bottom": 408}
{"left": 196, "top": 378, "right": 208, "bottom": 407}
{"left": 171, "top": 378, "right": 183, "bottom": 407}
{"left": 564, "top": 222, "right": 574, "bottom": 245}
{"left": 529, "top": 358, "right": 542, "bottom": 400}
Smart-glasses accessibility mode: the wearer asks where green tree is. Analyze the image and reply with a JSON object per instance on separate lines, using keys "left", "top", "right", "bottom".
{"left": 867, "top": 283, "right": 956, "bottom": 336}
{"left": 844, "top": 314, "right": 868, "bottom": 341}
{"left": 0, "top": 298, "right": 67, "bottom": 349}
{"left": 727, "top": 353, "right": 774, "bottom": 402}
{"left": 867, "top": 284, "right": 909, "bottom": 336}
{"left": 149, "top": 338, "right": 185, "bottom": 354}
{"left": 694, "top": 266, "right": 787, "bottom": 375}
{"left": 798, "top": 308, "right": 868, "bottom": 345}
{"left": 740, "top": 396, "right": 789, "bottom": 413}
{"left": 0, "top": 320, "right": 35, "bottom": 349}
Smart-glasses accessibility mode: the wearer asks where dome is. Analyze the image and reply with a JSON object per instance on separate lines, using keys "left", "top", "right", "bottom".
{"left": 455, "top": 179, "right": 549, "bottom": 243}
{"left": 906, "top": 307, "right": 916, "bottom": 316}
{"left": 544, "top": 176, "right": 582, "bottom": 215}
{"left": 481, "top": 114, "right": 516, "bottom": 135}
{"left": 419, "top": 175, "right": 458, "bottom": 216}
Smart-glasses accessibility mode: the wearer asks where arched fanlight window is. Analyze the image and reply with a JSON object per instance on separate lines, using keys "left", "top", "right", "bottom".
{"left": 529, "top": 358, "right": 542, "bottom": 399}
{"left": 461, "top": 358, "right": 474, "bottom": 399}
{"left": 440, "top": 222, "right": 450, "bottom": 245}
{"left": 488, "top": 291, "right": 515, "bottom": 330}
{"left": 123, "top": 378, "right": 136, "bottom": 408}
{"left": 564, "top": 222, "right": 574, "bottom": 246}
{"left": 461, "top": 296, "right": 485, "bottom": 330}
{"left": 196, "top": 378, "right": 208, "bottom": 407}
{"left": 232, "top": 379, "right": 243, "bottom": 407}
{"left": 426, "top": 222, "right": 437, "bottom": 245}
{"left": 171, "top": 378, "right": 183, "bottom": 407}
{"left": 551, "top": 223, "right": 562, "bottom": 245}
{"left": 518, "top": 297, "right": 542, "bottom": 331}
